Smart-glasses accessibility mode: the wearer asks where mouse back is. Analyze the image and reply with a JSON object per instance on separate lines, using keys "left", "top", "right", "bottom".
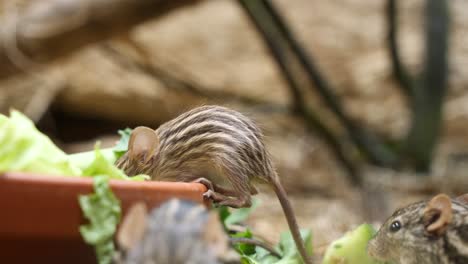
{"left": 154, "top": 105, "right": 276, "bottom": 183}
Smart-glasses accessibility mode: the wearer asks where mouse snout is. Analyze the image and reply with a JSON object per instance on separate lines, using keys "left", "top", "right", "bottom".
{"left": 367, "top": 238, "right": 377, "bottom": 257}
{"left": 366, "top": 236, "right": 386, "bottom": 261}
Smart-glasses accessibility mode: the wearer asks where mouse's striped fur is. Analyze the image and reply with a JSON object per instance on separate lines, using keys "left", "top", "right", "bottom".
{"left": 116, "top": 105, "right": 312, "bottom": 264}
{"left": 117, "top": 105, "right": 274, "bottom": 206}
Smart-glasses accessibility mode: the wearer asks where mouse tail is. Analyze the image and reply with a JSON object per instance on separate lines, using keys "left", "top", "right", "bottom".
{"left": 271, "top": 175, "right": 312, "bottom": 264}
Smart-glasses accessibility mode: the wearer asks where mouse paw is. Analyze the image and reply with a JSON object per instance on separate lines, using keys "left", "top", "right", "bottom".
{"left": 203, "top": 189, "right": 215, "bottom": 199}
{"left": 193, "top": 177, "right": 215, "bottom": 191}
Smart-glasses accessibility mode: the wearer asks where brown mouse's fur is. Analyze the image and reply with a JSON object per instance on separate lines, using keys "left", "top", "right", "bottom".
{"left": 116, "top": 105, "right": 312, "bottom": 264}
{"left": 116, "top": 199, "right": 229, "bottom": 264}
{"left": 368, "top": 194, "right": 468, "bottom": 264}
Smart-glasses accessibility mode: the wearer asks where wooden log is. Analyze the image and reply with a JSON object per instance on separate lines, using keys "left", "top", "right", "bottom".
{"left": 0, "top": 0, "right": 202, "bottom": 79}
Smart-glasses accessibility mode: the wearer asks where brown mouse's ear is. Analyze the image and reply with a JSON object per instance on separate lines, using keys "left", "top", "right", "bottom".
{"left": 128, "top": 126, "right": 159, "bottom": 163}
{"left": 423, "top": 194, "right": 453, "bottom": 236}
{"left": 116, "top": 202, "right": 148, "bottom": 251}
{"left": 456, "top": 194, "right": 468, "bottom": 204}
{"left": 202, "top": 211, "right": 229, "bottom": 256}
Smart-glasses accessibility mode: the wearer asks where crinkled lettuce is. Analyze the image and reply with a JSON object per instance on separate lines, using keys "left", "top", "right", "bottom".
{"left": 79, "top": 145, "right": 148, "bottom": 181}
{"left": 0, "top": 110, "right": 147, "bottom": 180}
{"left": 67, "top": 148, "right": 117, "bottom": 172}
{"left": 0, "top": 110, "right": 81, "bottom": 176}
{"left": 113, "top": 128, "right": 132, "bottom": 159}
{"left": 79, "top": 176, "right": 121, "bottom": 264}
{"left": 0, "top": 110, "right": 148, "bottom": 264}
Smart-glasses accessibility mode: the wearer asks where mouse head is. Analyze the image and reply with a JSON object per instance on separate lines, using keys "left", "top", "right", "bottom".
{"left": 117, "top": 199, "right": 229, "bottom": 264}
{"left": 117, "top": 202, "right": 149, "bottom": 252}
{"left": 367, "top": 194, "right": 453, "bottom": 263}
{"left": 117, "top": 126, "right": 159, "bottom": 176}
{"left": 128, "top": 126, "right": 159, "bottom": 163}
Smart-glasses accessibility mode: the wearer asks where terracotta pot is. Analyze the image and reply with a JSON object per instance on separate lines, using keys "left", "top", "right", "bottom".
{"left": 0, "top": 172, "right": 208, "bottom": 264}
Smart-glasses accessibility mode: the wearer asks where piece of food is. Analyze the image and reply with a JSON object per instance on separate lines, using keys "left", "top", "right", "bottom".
{"left": 0, "top": 110, "right": 148, "bottom": 264}
{"left": 79, "top": 176, "right": 121, "bottom": 264}
{"left": 79, "top": 145, "right": 148, "bottom": 181}
{"left": 113, "top": 128, "right": 133, "bottom": 159}
{"left": 322, "top": 224, "right": 385, "bottom": 264}
{"left": 0, "top": 110, "right": 147, "bottom": 180}
{"left": 0, "top": 110, "right": 80, "bottom": 176}
{"left": 67, "top": 147, "right": 116, "bottom": 171}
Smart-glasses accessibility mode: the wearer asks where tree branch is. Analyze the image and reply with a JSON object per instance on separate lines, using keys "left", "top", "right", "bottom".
{"left": 386, "top": 0, "right": 415, "bottom": 97}
{"left": 251, "top": 0, "right": 399, "bottom": 169}
{"left": 404, "top": 0, "right": 449, "bottom": 172}
{"left": 238, "top": 0, "right": 360, "bottom": 184}
{"left": 0, "top": 0, "right": 202, "bottom": 80}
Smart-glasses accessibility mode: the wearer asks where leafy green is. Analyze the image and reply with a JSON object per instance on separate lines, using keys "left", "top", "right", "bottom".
{"left": 221, "top": 199, "right": 260, "bottom": 227}
{"left": 112, "top": 128, "right": 133, "bottom": 159}
{"left": 79, "top": 176, "right": 121, "bottom": 264}
{"left": 232, "top": 229, "right": 257, "bottom": 255}
{"left": 241, "top": 246, "right": 279, "bottom": 264}
{"left": 0, "top": 110, "right": 147, "bottom": 264}
{"left": 218, "top": 205, "right": 232, "bottom": 226}
{"left": 0, "top": 110, "right": 81, "bottom": 176}
{"left": 277, "top": 230, "right": 313, "bottom": 263}
{"left": 219, "top": 199, "right": 312, "bottom": 264}
{"left": 240, "top": 231, "right": 312, "bottom": 264}
{"left": 75, "top": 139, "right": 147, "bottom": 264}
{"left": 81, "top": 144, "right": 149, "bottom": 181}
{"left": 322, "top": 224, "right": 385, "bottom": 264}
{"left": 0, "top": 110, "right": 147, "bottom": 181}
{"left": 68, "top": 148, "right": 116, "bottom": 171}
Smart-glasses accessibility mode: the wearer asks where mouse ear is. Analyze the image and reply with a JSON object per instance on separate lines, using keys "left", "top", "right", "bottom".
{"left": 116, "top": 202, "right": 148, "bottom": 251}
{"left": 202, "top": 211, "right": 229, "bottom": 256}
{"left": 128, "top": 126, "right": 159, "bottom": 163}
{"left": 456, "top": 193, "right": 468, "bottom": 204}
{"left": 423, "top": 193, "right": 453, "bottom": 236}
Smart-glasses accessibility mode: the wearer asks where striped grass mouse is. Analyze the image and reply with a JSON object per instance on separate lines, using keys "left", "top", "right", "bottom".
{"left": 368, "top": 193, "right": 468, "bottom": 264}
{"left": 116, "top": 105, "right": 312, "bottom": 264}
{"left": 116, "top": 199, "right": 231, "bottom": 264}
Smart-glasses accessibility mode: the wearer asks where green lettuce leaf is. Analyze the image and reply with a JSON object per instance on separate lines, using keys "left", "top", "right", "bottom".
{"left": 113, "top": 128, "right": 132, "bottom": 159}
{"left": 0, "top": 110, "right": 148, "bottom": 264}
{"left": 79, "top": 176, "right": 121, "bottom": 264}
{"left": 68, "top": 148, "right": 116, "bottom": 171}
{"left": 80, "top": 144, "right": 149, "bottom": 181}
{"left": 0, "top": 110, "right": 81, "bottom": 176}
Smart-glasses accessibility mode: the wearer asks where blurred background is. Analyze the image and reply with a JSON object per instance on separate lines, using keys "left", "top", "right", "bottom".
{"left": 0, "top": 0, "right": 466, "bottom": 255}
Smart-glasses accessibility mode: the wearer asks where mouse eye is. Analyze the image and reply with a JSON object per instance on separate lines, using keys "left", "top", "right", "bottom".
{"left": 389, "top": 220, "right": 402, "bottom": 232}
